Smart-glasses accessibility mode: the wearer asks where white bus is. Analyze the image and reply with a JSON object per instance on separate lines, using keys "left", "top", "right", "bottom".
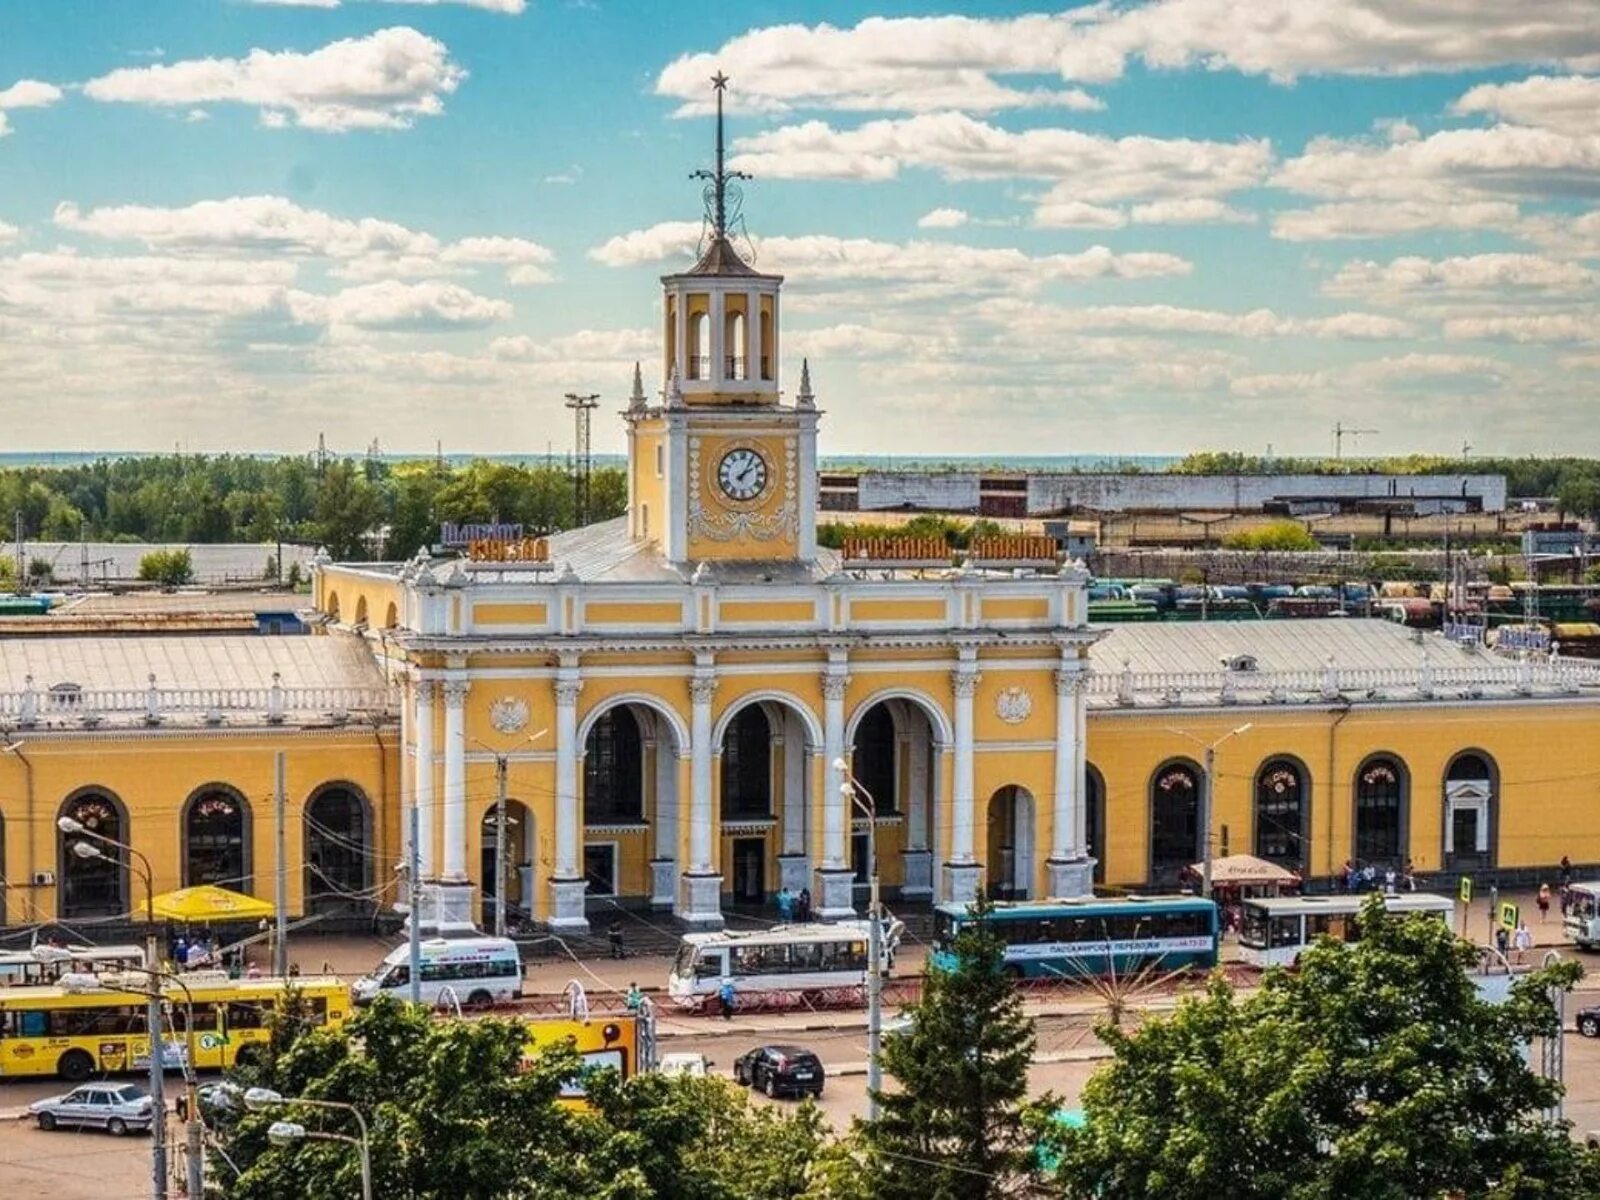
{"left": 1564, "top": 881, "right": 1600, "bottom": 949}
{"left": 1238, "top": 893, "right": 1454, "bottom": 968}
{"left": 353, "top": 936, "right": 523, "bottom": 1007}
{"left": 666, "top": 920, "right": 903, "bottom": 1012}
{"left": 0, "top": 943, "right": 146, "bottom": 988}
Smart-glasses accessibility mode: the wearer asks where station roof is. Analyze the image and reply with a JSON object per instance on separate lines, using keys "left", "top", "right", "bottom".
{"left": 1089, "top": 618, "right": 1482, "bottom": 675}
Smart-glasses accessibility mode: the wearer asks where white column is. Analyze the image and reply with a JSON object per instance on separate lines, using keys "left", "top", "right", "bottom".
{"left": 710, "top": 290, "right": 726, "bottom": 386}
{"left": 745, "top": 288, "right": 760, "bottom": 380}
{"left": 1073, "top": 669, "right": 1090, "bottom": 856}
{"left": 689, "top": 670, "right": 717, "bottom": 872}
{"left": 413, "top": 679, "right": 436, "bottom": 878}
{"left": 554, "top": 669, "right": 583, "bottom": 878}
{"left": 1052, "top": 669, "right": 1079, "bottom": 861}
{"left": 782, "top": 709, "right": 806, "bottom": 855}
{"left": 822, "top": 663, "right": 849, "bottom": 868}
{"left": 441, "top": 679, "right": 469, "bottom": 880}
{"left": 951, "top": 659, "right": 980, "bottom": 864}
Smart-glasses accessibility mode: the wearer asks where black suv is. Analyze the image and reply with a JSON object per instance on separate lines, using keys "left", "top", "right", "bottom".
{"left": 1577, "top": 1004, "right": 1600, "bottom": 1038}
{"left": 733, "top": 1044, "right": 825, "bottom": 1099}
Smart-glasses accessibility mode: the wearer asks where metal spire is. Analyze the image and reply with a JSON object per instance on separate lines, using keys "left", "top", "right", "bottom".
{"left": 796, "top": 357, "right": 814, "bottom": 409}
{"left": 691, "top": 72, "right": 749, "bottom": 238}
{"left": 629, "top": 361, "right": 646, "bottom": 411}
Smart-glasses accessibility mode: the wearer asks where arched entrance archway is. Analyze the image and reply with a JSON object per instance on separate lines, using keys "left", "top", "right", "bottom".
{"left": 847, "top": 692, "right": 947, "bottom": 900}
{"left": 58, "top": 789, "right": 129, "bottom": 920}
{"left": 304, "top": 784, "right": 372, "bottom": 918}
{"left": 480, "top": 799, "right": 535, "bottom": 927}
{"left": 714, "top": 694, "right": 819, "bottom": 909}
{"left": 1444, "top": 751, "right": 1497, "bottom": 872}
{"left": 1085, "top": 764, "right": 1106, "bottom": 885}
{"left": 986, "top": 786, "right": 1035, "bottom": 900}
{"left": 182, "top": 784, "right": 252, "bottom": 891}
{"left": 578, "top": 697, "right": 686, "bottom": 910}
{"left": 1149, "top": 760, "right": 1201, "bottom": 888}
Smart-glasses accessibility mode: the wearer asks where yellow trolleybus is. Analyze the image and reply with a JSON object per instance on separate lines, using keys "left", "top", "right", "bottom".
{"left": 0, "top": 974, "right": 351, "bottom": 1082}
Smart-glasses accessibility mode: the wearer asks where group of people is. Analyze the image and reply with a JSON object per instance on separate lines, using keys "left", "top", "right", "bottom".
{"left": 775, "top": 886, "right": 813, "bottom": 923}
{"left": 1495, "top": 920, "right": 1537, "bottom": 964}
{"left": 1338, "top": 858, "right": 1418, "bottom": 895}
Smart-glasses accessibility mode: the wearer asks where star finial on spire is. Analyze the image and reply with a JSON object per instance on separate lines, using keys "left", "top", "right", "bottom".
{"left": 711, "top": 70, "right": 729, "bottom": 92}
{"left": 690, "top": 71, "right": 748, "bottom": 239}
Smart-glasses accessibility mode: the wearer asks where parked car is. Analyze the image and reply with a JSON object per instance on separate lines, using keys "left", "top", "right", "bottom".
{"left": 732, "top": 1045, "right": 825, "bottom": 1099}
{"left": 28, "top": 1083, "right": 155, "bottom": 1135}
{"left": 1576, "top": 1004, "right": 1600, "bottom": 1038}
{"left": 658, "top": 1052, "right": 712, "bottom": 1078}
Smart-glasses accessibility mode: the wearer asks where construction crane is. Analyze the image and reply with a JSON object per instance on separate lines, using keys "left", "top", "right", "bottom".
{"left": 1332, "top": 422, "right": 1377, "bottom": 459}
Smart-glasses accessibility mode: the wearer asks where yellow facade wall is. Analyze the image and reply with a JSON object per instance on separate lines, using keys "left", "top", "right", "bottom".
{"left": 0, "top": 730, "right": 398, "bottom": 924}
{"left": 473, "top": 603, "right": 549, "bottom": 627}
{"left": 850, "top": 599, "right": 946, "bottom": 623}
{"left": 980, "top": 597, "right": 1051, "bottom": 622}
{"left": 685, "top": 432, "right": 800, "bottom": 562}
{"left": 585, "top": 602, "right": 685, "bottom": 625}
{"left": 719, "top": 600, "right": 818, "bottom": 624}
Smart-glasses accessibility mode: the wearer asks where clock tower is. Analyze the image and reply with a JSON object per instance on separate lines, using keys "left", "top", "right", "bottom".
{"left": 625, "top": 73, "right": 819, "bottom": 565}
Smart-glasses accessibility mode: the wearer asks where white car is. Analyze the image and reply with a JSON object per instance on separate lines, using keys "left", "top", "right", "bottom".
{"left": 29, "top": 1083, "right": 155, "bottom": 1136}
{"left": 658, "top": 1052, "right": 711, "bottom": 1078}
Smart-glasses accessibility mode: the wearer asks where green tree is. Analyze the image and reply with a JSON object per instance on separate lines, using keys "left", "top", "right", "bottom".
{"left": 1556, "top": 476, "right": 1600, "bottom": 523}
{"left": 858, "top": 896, "right": 1041, "bottom": 1199}
{"left": 313, "top": 461, "right": 384, "bottom": 560}
{"left": 1221, "top": 519, "right": 1318, "bottom": 551}
{"left": 138, "top": 548, "right": 193, "bottom": 585}
{"left": 1050, "top": 897, "right": 1599, "bottom": 1200}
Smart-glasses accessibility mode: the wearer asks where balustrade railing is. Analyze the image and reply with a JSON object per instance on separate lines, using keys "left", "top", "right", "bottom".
{"left": 0, "top": 673, "right": 396, "bottom": 725}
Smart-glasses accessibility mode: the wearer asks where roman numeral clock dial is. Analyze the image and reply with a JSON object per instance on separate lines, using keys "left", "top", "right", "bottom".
{"left": 717, "top": 447, "right": 769, "bottom": 502}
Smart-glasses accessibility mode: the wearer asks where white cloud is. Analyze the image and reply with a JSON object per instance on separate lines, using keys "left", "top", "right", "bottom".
{"left": 1033, "top": 201, "right": 1127, "bottom": 229}
{"left": 916, "top": 207, "right": 968, "bottom": 230}
{"left": 81, "top": 27, "right": 465, "bottom": 132}
{"left": 588, "top": 223, "right": 1191, "bottom": 295}
{"left": 1272, "top": 199, "right": 1524, "bottom": 241}
{"left": 1324, "top": 253, "right": 1597, "bottom": 303}
{"left": 1229, "top": 371, "right": 1330, "bottom": 396}
{"left": 1129, "top": 197, "right": 1256, "bottom": 225}
{"left": 657, "top": 15, "right": 1105, "bottom": 117}
{"left": 1055, "top": 1, "right": 1600, "bottom": 84}
{"left": 979, "top": 300, "right": 1413, "bottom": 340}
{"left": 322, "top": 280, "right": 510, "bottom": 330}
{"left": 488, "top": 328, "right": 655, "bottom": 361}
{"left": 54, "top": 196, "right": 554, "bottom": 285}
{"left": 0, "top": 80, "right": 63, "bottom": 109}
{"left": 1444, "top": 314, "right": 1600, "bottom": 343}
{"left": 0, "top": 220, "right": 17, "bottom": 244}
{"left": 1350, "top": 352, "right": 1508, "bottom": 382}
{"left": 731, "top": 113, "right": 1272, "bottom": 204}
{"left": 1452, "top": 75, "right": 1600, "bottom": 136}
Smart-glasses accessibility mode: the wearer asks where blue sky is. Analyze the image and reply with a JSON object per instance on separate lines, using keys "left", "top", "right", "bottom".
{"left": 1, "top": 1, "right": 1597, "bottom": 457}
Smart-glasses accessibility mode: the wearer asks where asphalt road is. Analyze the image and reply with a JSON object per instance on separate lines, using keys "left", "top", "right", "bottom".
{"left": 6, "top": 1012, "right": 1600, "bottom": 1199}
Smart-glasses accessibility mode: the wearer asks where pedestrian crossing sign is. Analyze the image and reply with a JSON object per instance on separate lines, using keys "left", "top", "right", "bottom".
{"left": 1458, "top": 876, "right": 1472, "bottom": 904}
{"left": 1498, "top": 901, "right": 1519, "bottom": 931}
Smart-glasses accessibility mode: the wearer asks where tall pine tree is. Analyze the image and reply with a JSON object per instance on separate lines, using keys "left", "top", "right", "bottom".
{"left": 860, "top": 896, "right": 1040, "bottom": 1199}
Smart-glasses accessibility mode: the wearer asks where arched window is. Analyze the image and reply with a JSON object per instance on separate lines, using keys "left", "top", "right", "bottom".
{"left": 1354, "top": 756, "right": 1407, "bottom": 868}
{"left": 584, "top": 707, "right": 644, "bottom": 824}
{"left": 58, "top": 791, "right": 129, "bottom": 919}
{"left": 1444, "top": 751, "right": 1496, "bottom": 871}
{"left": 689, "top": 310, "right": 710, "bottom": 379}
{"left": 851, "top": 705, "right": 898, "bottom": 816}
{"left": 726, "top": 311, "right": 746, "bottom": 379}
{"left": 722, "top": 706, "right": 772, "bottom": 819}
{"left": 1149, "top": 762, "right": 1200, "bottom": 887}
{"left": 1085, "top": 765, "right": 1106, "bottom": 884}
{"left": 183, "top": 786, "right": 251, "bottom": 891}
{"left": 1254, "top": 759, "right": 1306, "bottom": 870}
{"left": 304, "top": 785, "right": 371, "bottom": 918}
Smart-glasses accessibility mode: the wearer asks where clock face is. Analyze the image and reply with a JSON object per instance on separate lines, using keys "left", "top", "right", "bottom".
{"left": 717, "top": 447, "right": 769, "bottom": 502}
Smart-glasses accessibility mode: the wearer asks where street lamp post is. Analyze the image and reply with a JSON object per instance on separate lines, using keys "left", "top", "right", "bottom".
{"left": 834, "top": 757, "right": 883, "bottom": 1122}
{"left": 60, "top": 816, "right": 166, "bottom": 1200}
{"left": 472, "top": 730, "right": 547, "bottom": 939}
{"left": 1161, "top": 724, "right": 1252, "bottom": 898}
{"left": 247, "top": 1088, "right": 372, "bottom": 1200}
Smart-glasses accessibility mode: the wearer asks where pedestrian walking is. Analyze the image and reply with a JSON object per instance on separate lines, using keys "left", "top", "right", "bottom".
{"left": 1495, "top": 925, "right": 1510, "bottom": 958}
{"left": 1513, "top": 921, "right": 1534, "bottom": 965}
{"left": 1561, "top": 855, "right": 1574, "bottom": 889}
{"left": 1384, "top": 868, "right": 1396, "bottom": 896}
{"left": 624, "top": 982, "right": 643, "bottom": 1013}
{"left": 797, "top": 887, "right": 812, "bottom": 923}
{"left": 607, "top": 919, "right": 625, "bottom": 960}
{"left": 1341, "top": 860, "right": 1355, "bottom": 893}
{"left": 1538, "top": 883, "right": 1552, "bottom": 923}
{"left": 718, "top": 977, "right": 736, "bottom": 1020}
{"left": 776, "top": 886, "right": 793, "bottom": 923}
{"left": 1402, "top": 857, "right": 1417, "bottom": 891}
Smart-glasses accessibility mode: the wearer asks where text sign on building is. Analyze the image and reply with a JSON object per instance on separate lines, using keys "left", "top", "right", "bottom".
{"left": 1497, "top": 627, "right": 1550, "bottom": 652}
{"left": 1442, "top": 621, "right": 1484, "bottom": 647}
{"left": 441, "top": 521, "right": 524, "bottom": 548}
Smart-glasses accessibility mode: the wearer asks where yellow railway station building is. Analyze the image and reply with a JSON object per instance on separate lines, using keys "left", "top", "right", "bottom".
{"left": 4, "top": 84, "right": 1600, "bottom": 935}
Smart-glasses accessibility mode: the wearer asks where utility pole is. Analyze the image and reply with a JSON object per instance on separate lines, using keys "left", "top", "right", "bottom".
{"left": 1332, "top": 421, "right": 1377, "bottom": 459}
{"left": 13, "top": 511, "right": 23, "bottom": 595}
{"left": 494, "top": 753, "right": 509, "bottom": 938}
{"left": 564, "top": 393, "right": 600, "bottom": 528}
{"left": 274, "top": 752, "right": 288, "bottom": 977}
{"left": 408, "top": 801, "right": 421, "bottom": 1005}
{"left": 1200, "top": 746, "right": 1216, "bottom": 898}
{"left": 835, "top": 760, "right": 883, "bottom": 1122}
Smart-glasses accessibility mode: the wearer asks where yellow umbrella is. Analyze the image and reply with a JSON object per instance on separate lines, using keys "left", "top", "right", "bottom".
{"left": 143, "top": 885, "right": 275, "bottom": 922}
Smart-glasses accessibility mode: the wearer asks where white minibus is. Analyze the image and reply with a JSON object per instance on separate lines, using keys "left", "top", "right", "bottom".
{"left": 353, "top": 936, "right": 522, "bottom": 1007}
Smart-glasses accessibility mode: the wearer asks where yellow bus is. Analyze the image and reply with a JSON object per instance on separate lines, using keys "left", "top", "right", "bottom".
{"left": 0, "top": 975, "right": 351, "bottom": 1082}
{"left": 519, "top": 1012, "right": 655, "bottom": 1102}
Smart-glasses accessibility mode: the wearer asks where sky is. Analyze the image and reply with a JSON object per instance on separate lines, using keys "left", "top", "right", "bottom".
{"left": 1, "top": 1, "right": 1598, "bottom": 459}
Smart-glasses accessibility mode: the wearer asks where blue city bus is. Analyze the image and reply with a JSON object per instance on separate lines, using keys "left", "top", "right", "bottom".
{"left": 931, "top": 895, "right": 1220, "bottom": 979}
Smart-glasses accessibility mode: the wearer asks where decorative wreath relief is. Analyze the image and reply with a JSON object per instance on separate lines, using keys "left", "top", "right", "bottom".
{"left": 995, "top": 686, "right": 1033, "bottom": 725}
{"left": 489, "top": 696, "right": 530, "bottom": 735}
